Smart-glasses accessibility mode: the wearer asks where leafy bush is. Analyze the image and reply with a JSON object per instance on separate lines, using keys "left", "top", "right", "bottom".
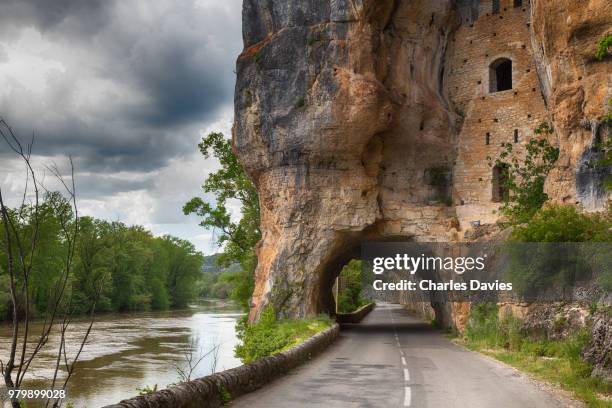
{"left": 488, "top": 123, "right": 559, "bottom": 224}
{"left": 465, "top": 303, "right": 501, "bottom": 348}
{"left": 465, "top": 303, "right": 590, "bottom": 358}
{"left": 595, "top": 34, "right": 612, "bottom": 60}
{"left": 235, "top": 306, "right": 332, "bottom": 363}
{"left": 507, "top": 205, "right": 612, "bottom": 293}
{"left": 511, "top": 204, "right": 611, "bottom": 243}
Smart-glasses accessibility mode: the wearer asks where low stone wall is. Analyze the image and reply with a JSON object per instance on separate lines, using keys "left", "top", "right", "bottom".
{"left": 336, "top": 303, "right": 375, "bottom": 324}
{"left": 103, "top": 323, "right": 340, "bottom": 408}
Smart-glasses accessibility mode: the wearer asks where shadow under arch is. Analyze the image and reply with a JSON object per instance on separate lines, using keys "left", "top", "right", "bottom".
{"left": 314, "top": 232, "right": 453, "bottom": 329}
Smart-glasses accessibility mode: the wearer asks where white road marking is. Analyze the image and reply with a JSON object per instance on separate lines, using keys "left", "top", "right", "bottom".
{"left": 404, "top": 386, "right": 412, "bottom": 406}
{"left": 389, "top": 307, "right": 411, "bottom": 406}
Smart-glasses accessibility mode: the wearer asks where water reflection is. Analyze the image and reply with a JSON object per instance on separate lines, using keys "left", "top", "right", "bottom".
{"left": 0, "top": 300, "right": 244, "bottom": 408}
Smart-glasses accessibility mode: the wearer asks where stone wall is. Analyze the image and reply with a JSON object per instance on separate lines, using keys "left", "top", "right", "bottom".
{"left": 336, "top": 302, "right": 375, "bottom": 324}
{"left": 446, "top": 0, "right": 549, "bottom": 229}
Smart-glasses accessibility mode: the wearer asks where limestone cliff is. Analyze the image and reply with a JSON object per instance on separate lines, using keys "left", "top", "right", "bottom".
{"left": 233, "top": 0, "right": 611, "bottom": 322}
{"left": 531, "top": 0, "right": 612, "bottom": 209}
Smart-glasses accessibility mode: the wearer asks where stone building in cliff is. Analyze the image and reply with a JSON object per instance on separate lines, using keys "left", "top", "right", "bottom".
{"left": 233, "top": 0, "right": 611, "bottom": 322}
{"left": 448, "top": 0, "right": 550, "bottom": 228}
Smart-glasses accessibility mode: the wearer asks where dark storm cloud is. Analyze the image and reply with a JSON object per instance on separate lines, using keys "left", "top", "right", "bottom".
{"left": 0, "top": 0, "right": 242, "bottom": 173}
{"left": 70, "top": 173, "right": 155, "bottom": 199}
{"left": 0, "top": 0, "right": 110, "bottom": 41}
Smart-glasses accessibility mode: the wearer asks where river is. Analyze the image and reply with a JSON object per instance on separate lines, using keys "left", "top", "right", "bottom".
{"left": 0, "top": 300, "right": 244, "bottom": 408}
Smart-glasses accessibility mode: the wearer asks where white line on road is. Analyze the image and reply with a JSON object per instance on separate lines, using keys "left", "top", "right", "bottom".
{"left": 401, "top": 356, "right": 407, "bottom": 366}
{"left": 404, "top": 386, "right": 411, "bottom": 406}
{"left": 403, "top": 368, "right": 410, "bottom": 381}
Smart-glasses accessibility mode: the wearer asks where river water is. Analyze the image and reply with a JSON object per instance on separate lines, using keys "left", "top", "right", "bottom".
{"left": 0, "top": 300, "right": 244, "bottom": 408}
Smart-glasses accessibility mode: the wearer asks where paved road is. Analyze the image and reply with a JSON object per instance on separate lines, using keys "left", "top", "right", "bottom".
{"left": 232, "top": 303, "right": 577, "bottom": 408}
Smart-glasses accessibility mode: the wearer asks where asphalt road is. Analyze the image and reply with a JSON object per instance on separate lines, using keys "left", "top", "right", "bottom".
{"left": 232, "top": 303, "right": 578, "bottom": 408}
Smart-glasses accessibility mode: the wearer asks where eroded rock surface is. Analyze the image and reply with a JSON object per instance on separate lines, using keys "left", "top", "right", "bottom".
{"left": 233, "top": 0, "right": 611, "bottom": 322}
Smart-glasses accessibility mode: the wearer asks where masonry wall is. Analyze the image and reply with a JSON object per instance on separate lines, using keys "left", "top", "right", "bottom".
{"left": 446, "top": 0, "right": 549, "bottom": 229}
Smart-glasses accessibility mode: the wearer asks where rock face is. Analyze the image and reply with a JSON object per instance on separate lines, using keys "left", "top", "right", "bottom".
{"left": 583, "top": 310, "right": 612, "bottom": 382}
{"left": 233, "top": 0, "right": 611, "bottom": 322}
{"left": 530, "top": 0, "right": 612, "bottom": 210}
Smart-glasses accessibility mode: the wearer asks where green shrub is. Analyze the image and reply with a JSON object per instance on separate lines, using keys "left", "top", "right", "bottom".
{"left": 595, "top": 34, "right": 612, "bottom": 60}
{"left": 465, "top": 303, "right": 500, "bottom": 348}
{"left": 507, "top": 205, "right": 612, "bottom": 293}
{"left": 235, "top": 306, "right": 332, "bottom": 363}
{"left": 487, "top": 123, "right": 559, "bottom": 224}
{"left": 219, "top": 385, "right": 232, "bottom": 405}
{"left": 136, "top": 384, "right": 158, "bottom": 395}
{"left": 511, "top": 205, "right": 611, "bottom": 243}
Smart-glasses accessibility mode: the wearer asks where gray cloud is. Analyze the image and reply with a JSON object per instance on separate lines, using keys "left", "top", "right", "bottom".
{"left": 0, "top": 45, "right": 8, "bottom": 63}
{"left": 0, "top": 0, "right": 242, "bottom": 172}
{"left": 0, "top": 0, "right": 243, "bottom": 252}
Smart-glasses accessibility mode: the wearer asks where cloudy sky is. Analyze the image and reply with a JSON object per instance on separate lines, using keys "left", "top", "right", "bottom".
{"left": 0, "top": 0, "right": 243, "bottom": 253}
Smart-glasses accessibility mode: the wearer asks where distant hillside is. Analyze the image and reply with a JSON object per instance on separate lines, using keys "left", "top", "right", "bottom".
{"left": 202, "top": 254, "right": 241, "bottom": 274}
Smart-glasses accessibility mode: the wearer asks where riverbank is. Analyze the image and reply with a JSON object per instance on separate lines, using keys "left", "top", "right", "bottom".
{"left": 104, "top": 321, "right": 340, "bottom": 408}
{"left": 0, "top": 299, "right": 244, "bottom": 407}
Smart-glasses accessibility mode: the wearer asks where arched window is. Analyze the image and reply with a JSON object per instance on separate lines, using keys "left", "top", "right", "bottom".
{"left": 489, "top": 58, "right": 512, "bottom": 93}
{"left": 492, "top": 164, "right": 510, "bottom": 202}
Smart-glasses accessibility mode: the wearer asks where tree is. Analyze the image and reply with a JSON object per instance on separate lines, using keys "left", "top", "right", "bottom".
{"left": 488, "top": 123, "right": 560, "bottom": 224}
{"left": 0, "top": 119, "right": 103, "bottom": 408}
{"left": 184, "top": 132, "right": 261, "bottom": 310}
{"left": 337, "top": 260, "right": 367, "bottom": 313}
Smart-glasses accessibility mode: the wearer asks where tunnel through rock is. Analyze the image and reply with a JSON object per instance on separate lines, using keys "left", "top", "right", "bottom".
{"left": 317, "top": 238, "right": 452, "bottom": 329}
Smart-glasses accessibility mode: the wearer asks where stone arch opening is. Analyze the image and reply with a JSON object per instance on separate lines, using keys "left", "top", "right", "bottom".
{"left": 314, "top": 235, "right": 452, "bottom": 327}
{"left": 492, "top": 164, "right": 510, "bottom": 202}
{"left": 489, "top": 58, "right": 513, "bottom": 93}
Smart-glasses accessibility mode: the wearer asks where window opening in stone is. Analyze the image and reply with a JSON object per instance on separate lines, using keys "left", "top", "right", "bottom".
{"left": 492, "top": 164, "right": 510, "bottom": 202}
{"left": 514, "top": 129, "right": 519, "bottom": 143}
{"left": 492, "top": 0, "right": 500, "bottom": 14}
{"left": 489, "top": 58, "right": 512, "bottom": 92}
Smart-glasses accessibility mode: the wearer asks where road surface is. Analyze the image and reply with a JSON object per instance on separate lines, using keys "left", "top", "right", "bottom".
{"left": 232, "top": 303, "right": 577, "bottom": 408}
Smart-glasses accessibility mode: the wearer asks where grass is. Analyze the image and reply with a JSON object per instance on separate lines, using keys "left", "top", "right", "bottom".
{"left": 235, "top": 306, "right": 332, "bottom": 363}
{"left": 454, "top": 304, "right": 612, "bottom": 407}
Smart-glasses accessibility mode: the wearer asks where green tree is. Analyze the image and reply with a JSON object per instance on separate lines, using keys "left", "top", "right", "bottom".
{"left": 160, "top": 236, "right": 203, "bottom": 309}
{"left": 184, "top": 132, "right": 261, "bottom": 310}
{"left": 488, "top": 123, "right": 560, "bottom": 224}
{"left": 337, "top": 260, "right": 367, "bottom": 313}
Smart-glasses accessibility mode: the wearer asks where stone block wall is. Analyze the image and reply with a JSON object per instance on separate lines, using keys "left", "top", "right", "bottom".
{"left": 446, "top": 0, "right": 549, "bottom": 228}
